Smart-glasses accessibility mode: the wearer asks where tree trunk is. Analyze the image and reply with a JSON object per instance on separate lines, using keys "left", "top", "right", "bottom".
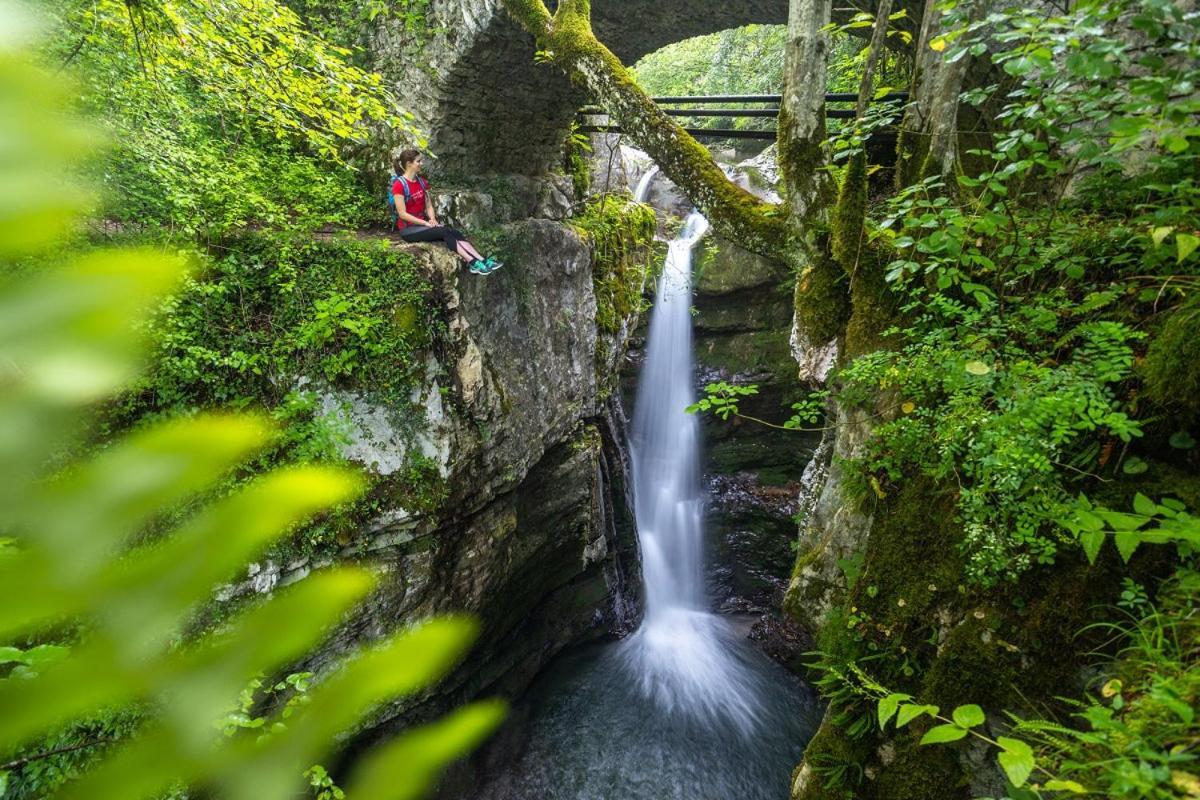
{"left": 778, "top": 0, "right": 834, "bottom": 226}
{"left": 896, "top": 0, "right": 986, "bottom": 187}
{"left": 832, "top": 0, "right": 894, "bottom": 271}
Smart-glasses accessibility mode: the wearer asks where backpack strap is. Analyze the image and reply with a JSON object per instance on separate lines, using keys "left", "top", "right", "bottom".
{"left": 395, "top": 175, "right": 413, "bottom": 204}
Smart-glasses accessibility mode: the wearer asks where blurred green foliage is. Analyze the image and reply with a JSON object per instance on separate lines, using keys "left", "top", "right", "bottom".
{"left": 633, "top": 24, "right": 788, "bottom": 98}
{"left": 0, "top": 4, "right": 502, "bottom": 797}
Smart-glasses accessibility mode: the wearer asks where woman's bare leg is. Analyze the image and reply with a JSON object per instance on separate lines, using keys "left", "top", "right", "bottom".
{"left": 456, "top": 240, "right": 485, "bottom": 262}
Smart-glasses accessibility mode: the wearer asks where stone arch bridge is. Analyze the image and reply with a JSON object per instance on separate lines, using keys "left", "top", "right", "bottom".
{"left": 368, "top": 0, "right": 791, "bottom": 181}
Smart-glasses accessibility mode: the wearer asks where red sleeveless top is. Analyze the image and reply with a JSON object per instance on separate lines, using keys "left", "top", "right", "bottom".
{"left": 392, "top": 175, "right": 429, "bottom": 229}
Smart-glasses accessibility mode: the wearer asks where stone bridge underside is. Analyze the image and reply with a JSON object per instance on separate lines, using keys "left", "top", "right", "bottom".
{"left": 371, "top": 0, "right": 789, "bottom": 179}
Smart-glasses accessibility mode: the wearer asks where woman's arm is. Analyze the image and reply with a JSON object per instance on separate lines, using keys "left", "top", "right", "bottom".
{"left": 424, "top": 188, "right": 440, "bottom": 226}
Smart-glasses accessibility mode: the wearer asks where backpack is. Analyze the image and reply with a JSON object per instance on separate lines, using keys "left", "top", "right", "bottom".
{"left": 387, "top": 174, "right": 429, "bottom": 228}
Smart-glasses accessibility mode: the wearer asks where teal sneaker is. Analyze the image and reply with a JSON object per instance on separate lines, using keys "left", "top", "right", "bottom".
{"left": 468, "top": 259, "right": 490, "bottom": 275}
{"left": 483, "top": 256, "right": 504, "bottom": 273}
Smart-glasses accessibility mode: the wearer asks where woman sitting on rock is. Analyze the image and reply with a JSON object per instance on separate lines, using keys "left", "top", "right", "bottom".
{"left": 390, "top": 149, "right": 502, "bottom": 275}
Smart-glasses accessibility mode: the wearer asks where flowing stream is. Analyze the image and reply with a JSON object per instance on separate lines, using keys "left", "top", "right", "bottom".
{"left": 468, "top": 171, "right": 819, "bottom": 800}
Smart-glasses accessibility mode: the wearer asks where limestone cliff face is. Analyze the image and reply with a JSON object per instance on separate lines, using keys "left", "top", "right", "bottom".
{"left": 220, "top": 220, "right": 643, "bottom": 748}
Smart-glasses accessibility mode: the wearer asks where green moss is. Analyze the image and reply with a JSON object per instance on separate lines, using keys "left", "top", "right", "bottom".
{"left": 921, "top": 618, "right": 1018, "bottom": 709}
{"left": 566, "top": 144, "right": 591, "bottom": 199}
{"left": 844, "top": 240, "right": 904, "bottom": 360}
{"left": 793, "top": 248, "right": 852, "bottom": 347}
{"left": 791, "top": 717, "right": 872, "bottom": 800}
{"left": 858, "top": 476, "right": 961, "bottom": 628}
{"left": 894, "top": 122, "right": 932, "bottom": 191}
{"left": 1142, "top": 295, "right": 1200, "bottom": 421}
{"left": 570, "top": 195, "right": 656, "bottom": 335}
{"left": 776, "top": 105, "right": 834, "bottom": 226}
{"left": 831, "top": 152, "right": 869, "bottom": 271}
{"left": 871, "top": 735, "right": 968, "bottom": 800}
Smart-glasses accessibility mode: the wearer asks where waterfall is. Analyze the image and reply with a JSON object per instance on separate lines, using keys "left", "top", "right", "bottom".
{"left": 633, "top": 165, "right": 659, "bottom": 203}
{"left": 620, "top": 171, "right": 763, "bottom": 736}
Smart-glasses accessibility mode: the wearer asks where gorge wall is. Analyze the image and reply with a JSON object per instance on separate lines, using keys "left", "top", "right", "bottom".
{"left": 213, "top": 218, "right": 650, "bottom": 769}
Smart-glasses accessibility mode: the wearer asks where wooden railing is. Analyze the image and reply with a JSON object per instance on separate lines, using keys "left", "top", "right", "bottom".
{"left": 576, "top": 92, "right": 908, "bottom": 141}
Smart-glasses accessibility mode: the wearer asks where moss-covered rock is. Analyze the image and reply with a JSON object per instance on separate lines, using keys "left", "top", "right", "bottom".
{"left": 870, "top": 734, "right": 968, "bottom": 800}
{"left": 569, "top": 194, "right": 657, "bottom": 336}
{"left": 694, "top": 237, "right": 791, "bottom": 296}
{"left": 1142, "top": 295, "right": 1200, "bottom": 422}
{"left": 790, "top": 711, "right": 872, "bottom": 800}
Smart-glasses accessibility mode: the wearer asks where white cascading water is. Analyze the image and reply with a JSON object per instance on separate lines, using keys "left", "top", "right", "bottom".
{"left": 620, "top": 169, "right": 763, "bottom": 735}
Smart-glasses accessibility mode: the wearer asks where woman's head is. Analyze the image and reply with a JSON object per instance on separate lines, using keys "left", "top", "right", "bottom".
{"left": 394, "top": 149, "right": 422, "bottom": 175}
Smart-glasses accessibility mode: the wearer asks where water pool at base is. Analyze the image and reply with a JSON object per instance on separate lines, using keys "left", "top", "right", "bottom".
{"left": 470, "top": 627, "right": 821, "bottom": 800}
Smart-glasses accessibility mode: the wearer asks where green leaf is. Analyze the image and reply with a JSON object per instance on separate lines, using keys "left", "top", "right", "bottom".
{"left": 1133, "top": 493, "right": 1157, "bottom": 516}
{"left": 964, "top": 360, "right": 991, "bottom": 376}
{"left": 951, "top": 704, "right": 985, "bottom": 728}
{"left": 897, "top": 703, "right": 939, "bottom": 728}
{"left": 878, "top": 693, "right": 911, "bottom": 729}
{"left": 19, "top": 644, "right": 69, "bottom": 669}
{"left": 1079, "top": 530, "right": 1104, "bottom": 564}
{"left": 1178, "top": 233, "right": 1200, "bottom": 263}
{"left": 1169, "top": 431, "right": 1196, "bottom": 450}
{"left": 1151, "top": 226, "right": 1175, "bottom": 246}
{"left": 920, "top": 724, "right": 968, "bottom": 745}
{"left": 1043, "top": 779, "right": 1088, "bottom": 793}
{"left": 1113, "top": 530, "right": 1141, "bottom": 562}
{"left": 1, "top": 465, "right": 361, "bottom": 644}
{"left": 0, "top": 569, "right": 376, "bottom": 755}
{"left": 1097, "top": 511, "right": 1141, "bottom": 531}
{"left": 1122, "top": 456, "right": 1149, "bottom": 475}
{"left": 996, "top": 737, "right": 1035, "bottom": 787}
{"left": 1162, "top": 133, "right": 1190, "bottom": 153}
{"left": 219, "top": 617, "right": 484, "bottom": 800}
{"left": 345, "top": 700, "right": 507, "bottom": 800}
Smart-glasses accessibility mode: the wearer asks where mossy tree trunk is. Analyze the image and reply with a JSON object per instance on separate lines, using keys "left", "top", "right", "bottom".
{"left": 778, "top": 0, "right": 834, "bottom": 227}
{"left": 831, "top": 0, "right": 892, "bottom": 272}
